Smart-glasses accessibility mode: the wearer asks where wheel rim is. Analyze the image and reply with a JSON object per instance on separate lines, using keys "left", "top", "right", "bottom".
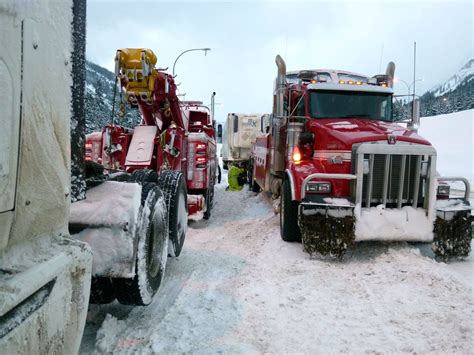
{"left": 147, "top": 217, "right": 162, "bottom": 278}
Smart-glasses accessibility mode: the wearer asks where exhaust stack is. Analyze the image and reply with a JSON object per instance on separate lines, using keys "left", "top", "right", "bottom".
{"left": 275, "top": 55, "right": 287, "bottom": 117}
{"left": 270, "top": 55, "right": 288, "bottom": 175}
{"left": 385, "top": 61, "right": 396, "bottom": 88}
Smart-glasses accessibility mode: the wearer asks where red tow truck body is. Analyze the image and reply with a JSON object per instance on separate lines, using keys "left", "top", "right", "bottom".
{"left": 85, "top": 49, "right": 218, "bottom": 219}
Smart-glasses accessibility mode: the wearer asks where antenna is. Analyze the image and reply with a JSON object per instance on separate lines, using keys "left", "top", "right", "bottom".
{"left": 378, "top": 44, "right": 384, "bottom": 73}
{"left": 412, "top": 41, "right": 417, "bottom": 101}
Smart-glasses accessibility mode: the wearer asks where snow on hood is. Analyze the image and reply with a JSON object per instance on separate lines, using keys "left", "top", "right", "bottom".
{"left": 309, "top": 118, "right": 431, "bottom": 149}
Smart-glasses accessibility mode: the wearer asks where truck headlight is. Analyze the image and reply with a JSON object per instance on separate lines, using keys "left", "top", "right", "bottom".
{"left": 306, "top": 182, "right": 331, "bottom": 194}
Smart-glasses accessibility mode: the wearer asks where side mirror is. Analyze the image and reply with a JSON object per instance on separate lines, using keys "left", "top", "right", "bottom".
{"left": 217, "top": 123, "right": 222, "bottom": 143}
{"left": 408, "top": 98, "right": 420, "bottom": 131}
{"left": 298, "top": 131, "right": 314, "bottom": 145}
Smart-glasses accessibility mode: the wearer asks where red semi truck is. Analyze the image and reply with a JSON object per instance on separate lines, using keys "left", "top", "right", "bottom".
{"left": 250, "top": 55, "right": 472, "bottom": 258}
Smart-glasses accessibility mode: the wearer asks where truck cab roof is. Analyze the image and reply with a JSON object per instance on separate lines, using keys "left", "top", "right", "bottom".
{"left": 285, "top": 69, "right": 393, "bottom": 94}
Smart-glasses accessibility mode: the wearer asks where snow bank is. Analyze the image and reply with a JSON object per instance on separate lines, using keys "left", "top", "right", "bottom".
{"left": 419, "top": 110, "right": 473, "bottom": 186}
{"left": 70, "top": 181, "right": 141, "bottom": 277}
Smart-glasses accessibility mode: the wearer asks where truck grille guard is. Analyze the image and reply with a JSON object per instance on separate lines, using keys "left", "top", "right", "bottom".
{"left": 300, "top": 142, "right": 472, "bottom": 220}
{"left": 298, "top": 142, "right": 472, "bottom": 257}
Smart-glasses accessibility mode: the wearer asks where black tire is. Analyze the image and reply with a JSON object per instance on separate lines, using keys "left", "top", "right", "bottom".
{"left": 85, "top": 160, "right": 105, "bottom": 178}
{"left": 223, "top": 161, "right": 228, "bottom": 170}
{"left": 109, "top": 172, "right": 130, "bottom": 182}
{"left": 280, "top": 178, "right": 301, "bottom": 242}
{"left": 131, "top": 169, "right": 158, "bottom": 183}
{"left": 113, "top": 183, "right": 169, "bottom": 306}
{"left": 249, "top": 161, "right": 261, "bottom": 193}
{"left": 157, "top": 171, "right": 188, "bottom": 257}
{"left": 217, "top": 165, "right": 222, "bottom": 184}
{"left": 89, "top": 277, "right": 115, "bottom": 304}
{"left": 203, "top": 186, "right": 215, "bottom": 220}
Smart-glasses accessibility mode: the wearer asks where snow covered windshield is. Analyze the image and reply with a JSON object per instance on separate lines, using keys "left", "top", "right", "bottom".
{"left": 309, "top": 90, "right": 393, "bottom": 122}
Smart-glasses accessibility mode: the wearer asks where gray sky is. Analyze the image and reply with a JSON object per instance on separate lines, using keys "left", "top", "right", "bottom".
{"left": 87, "top": 0, "right": 473, "bottom": 122}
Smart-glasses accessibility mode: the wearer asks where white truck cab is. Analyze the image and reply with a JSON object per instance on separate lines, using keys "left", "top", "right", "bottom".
{"left": 220, "top": 113, "right": 269, "bottom": 169}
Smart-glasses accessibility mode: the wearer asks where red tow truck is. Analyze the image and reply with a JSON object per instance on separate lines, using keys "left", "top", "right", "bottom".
{"left": 85, "top": 49, "right": 218, "bottom": 221}
{"left": 250, "top": 55, "right": 472, "bottom": 258}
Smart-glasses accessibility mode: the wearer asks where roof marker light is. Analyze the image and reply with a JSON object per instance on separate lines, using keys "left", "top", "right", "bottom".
{"left": 338, "top": 80, "right": 346, "bottom": 84}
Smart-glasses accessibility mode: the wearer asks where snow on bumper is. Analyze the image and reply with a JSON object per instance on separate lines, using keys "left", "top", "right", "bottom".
{"left": 301, "top": 198, "right": 472, "bottom": 242}
{"left": 354, "top": 205, "right": 434, "bottom": 242}
{"left": 69, "top": 181, "right": 142, "bottom": 278}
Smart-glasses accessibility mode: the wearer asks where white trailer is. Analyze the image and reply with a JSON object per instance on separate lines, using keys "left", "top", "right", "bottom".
{"left": 220, "top": 113, "right": 269, "bottom": 169}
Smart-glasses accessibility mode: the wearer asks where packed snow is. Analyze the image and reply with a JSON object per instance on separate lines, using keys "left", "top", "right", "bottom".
{"left": 80, "top": 172, "right": 473, "bottom": 354}
{"left": 70, "top": 181, "right": 142, "bottom": 277}
{"left": 419, "top": 109, "right": 474, "bottom": 188}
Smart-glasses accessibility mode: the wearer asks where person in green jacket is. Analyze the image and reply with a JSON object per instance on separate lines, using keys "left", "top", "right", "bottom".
{"left": 227, "top": 162, "right": 246, "bottom": 191}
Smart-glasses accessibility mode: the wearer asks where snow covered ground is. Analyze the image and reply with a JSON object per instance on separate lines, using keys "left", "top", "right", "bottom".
{"left": 80, "top": 173, "right": 473, "bottom": 354}
{"left": 419, "top": 109, "right": 474, "bottom": 187}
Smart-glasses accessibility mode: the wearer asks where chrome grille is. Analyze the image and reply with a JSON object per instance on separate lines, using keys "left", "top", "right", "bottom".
{"left": 361, "top": 154, "right": 425, "bottom": 207}
{"left": 352, "top": 143, "right": 437, "bottom": 211}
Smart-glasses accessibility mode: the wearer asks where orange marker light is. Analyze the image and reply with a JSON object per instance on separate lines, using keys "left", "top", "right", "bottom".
{"left": 292, "top": 146, "right": 302, "bottom": 163}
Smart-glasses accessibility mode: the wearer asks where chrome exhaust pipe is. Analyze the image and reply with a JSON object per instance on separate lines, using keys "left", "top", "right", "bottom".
{"left": 271, "top": 55, "right": 287, "bottom": 174}
{"left": 275, "top": 55, "right": 287, "bottom": 117}
{"left": 385, "top": 61, "right": 396, "bottom": 88}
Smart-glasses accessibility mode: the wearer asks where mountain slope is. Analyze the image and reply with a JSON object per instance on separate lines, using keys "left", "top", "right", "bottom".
{"left": 85, "top": 60, "right": 141, "bottom": 133}
{"left": 429, "top": 59, "right": 474, "bottom": 97}
{"left": 394, "top": 59, "right": 474, "bottom": 120}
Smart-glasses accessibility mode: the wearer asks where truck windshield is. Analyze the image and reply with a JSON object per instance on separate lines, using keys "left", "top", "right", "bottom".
{"left": 309, "top": 90, "right": 393, "bottom": 122}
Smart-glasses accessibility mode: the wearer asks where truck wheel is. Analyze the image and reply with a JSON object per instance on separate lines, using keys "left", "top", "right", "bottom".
{"left": 217, "top": 165, "right": 222, "bottom": 184}
{"left": 89, "top": 277, "right": 115, "bottom": 304}
{"left": 157, "top": 171, "right": 188, "bottom": 257}
{"left": 113, "top": 183, "right": 169, "bottom": 306}
{"left": 85, "top": 160, "right": 105, "bottom": 178}
{"left": 280, "top": 178, "right": 301, "bottom": 242}
{"left": 223, "top": 161, "right": 228, "bottom": 170}
{"left": 249, "top": 161, "right": 261, "bottom": 193}
{"left": 131, "top": 169, "right": 158, "bottom": 183}
{"left": 203, "top": 186, "right": 214, "bottom": 220}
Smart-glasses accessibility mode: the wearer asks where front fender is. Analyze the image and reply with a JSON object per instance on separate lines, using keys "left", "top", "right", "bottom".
{"left": 286, "top": 161, "right": 352, "bottom": 202}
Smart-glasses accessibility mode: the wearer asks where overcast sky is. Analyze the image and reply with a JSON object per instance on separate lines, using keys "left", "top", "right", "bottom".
{"left": 86, "top": 0, "right": 473, "bottom": 122}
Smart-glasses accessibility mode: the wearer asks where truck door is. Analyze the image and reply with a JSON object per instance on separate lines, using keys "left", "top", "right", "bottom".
{"left": 0, "top": 14, "right": 22, "bottom": 216}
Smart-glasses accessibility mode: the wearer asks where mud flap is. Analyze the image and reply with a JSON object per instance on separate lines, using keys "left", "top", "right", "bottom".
{"left": 299, "top": 206, "right": 355, "bottom": 258}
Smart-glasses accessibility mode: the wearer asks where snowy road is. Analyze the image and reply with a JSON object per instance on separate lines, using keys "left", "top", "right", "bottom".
{"left": 80, "top": 181, "right": 473, "bottom": 354}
